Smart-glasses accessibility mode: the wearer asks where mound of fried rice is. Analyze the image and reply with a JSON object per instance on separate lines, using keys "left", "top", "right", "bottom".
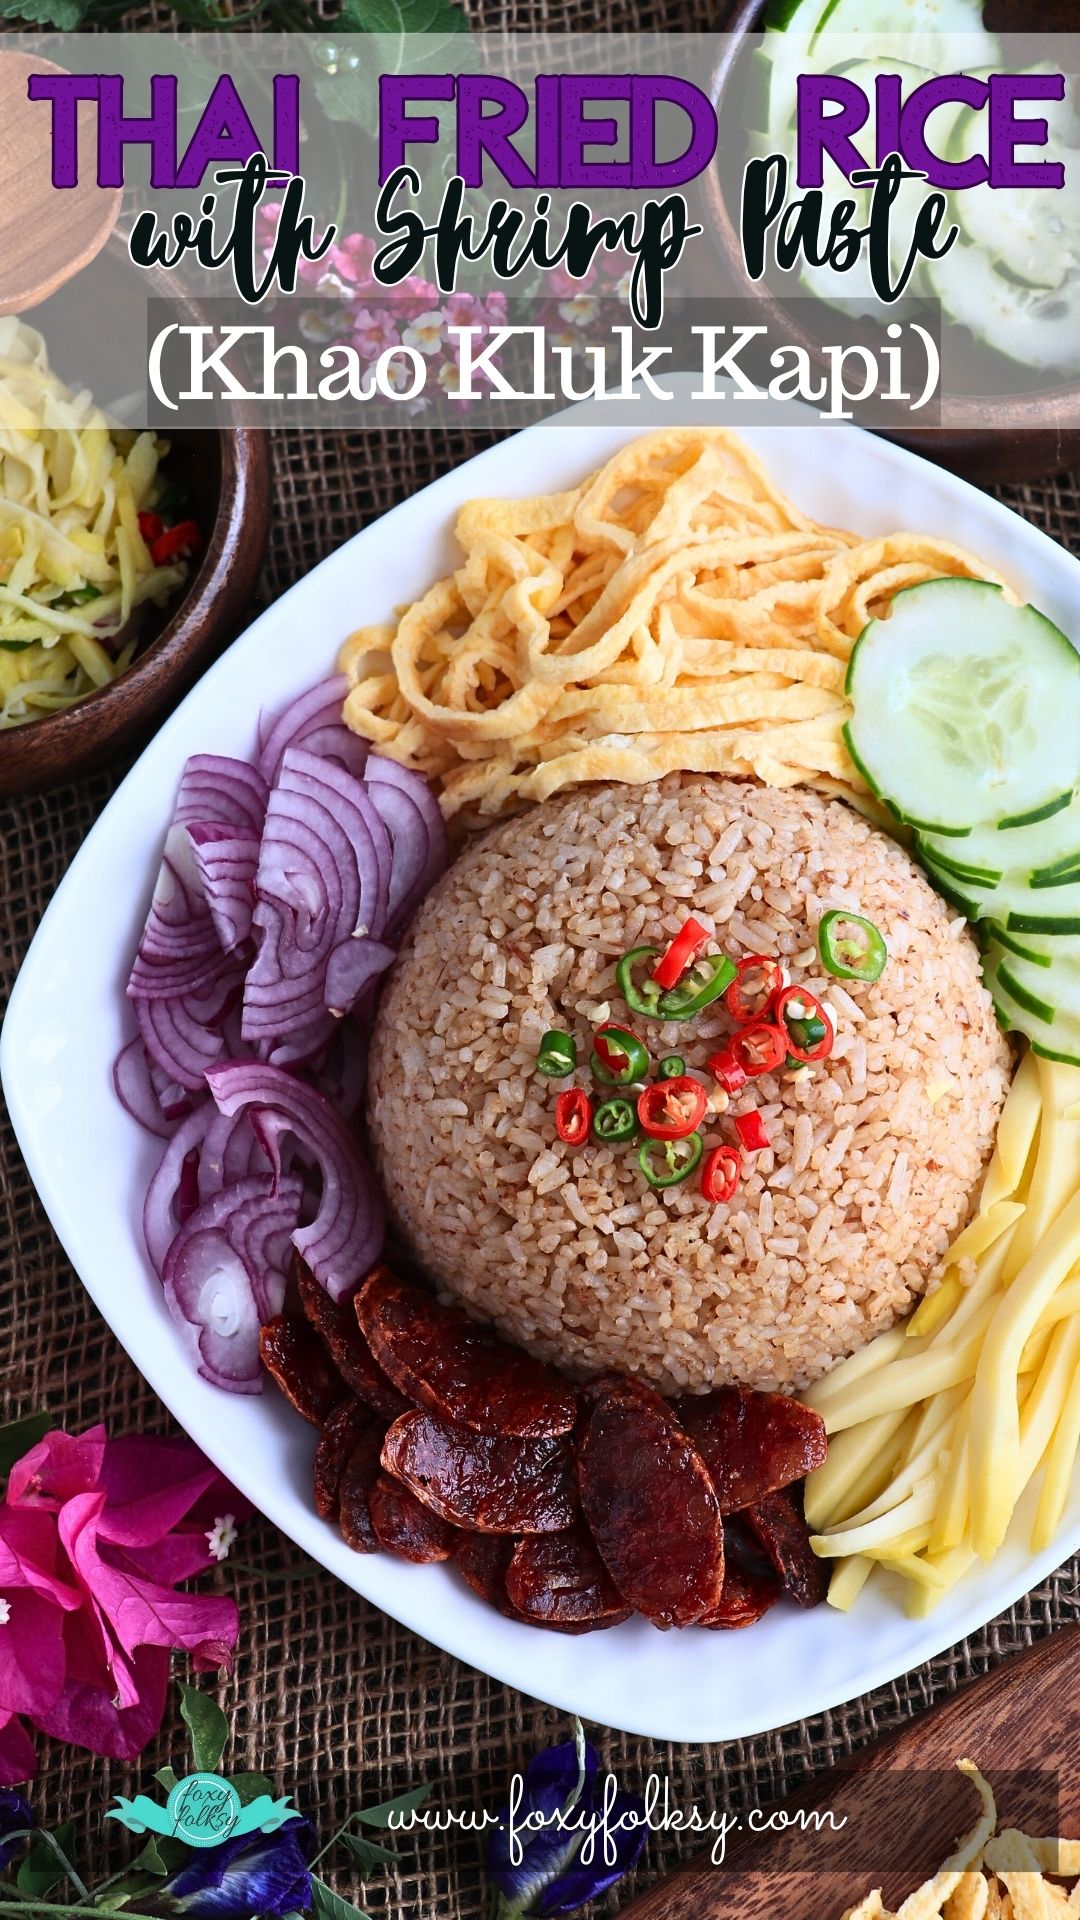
{"left": 366, "top": 776, "right": 1010, "bottom": 1394}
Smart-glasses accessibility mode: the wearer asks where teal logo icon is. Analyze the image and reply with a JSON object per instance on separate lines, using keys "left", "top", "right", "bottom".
{"left": 108, "top": 1774, "right": 301, "bottom": 1848}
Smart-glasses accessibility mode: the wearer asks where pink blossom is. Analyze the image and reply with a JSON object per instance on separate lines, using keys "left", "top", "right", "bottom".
{"left": 397, "top": 274, "right": 440, "bottom": 311}
{"left": 351, "top": 306, "right": 401, "bottom": 359}
{"left": 545, "top": 259, "right": 598, "bottom": 299}
{"left": 326, "top": 232, "right": 378, "bottom": 290}
{"left": 0, "top": 1427, "right": 243, "bottom": 1783}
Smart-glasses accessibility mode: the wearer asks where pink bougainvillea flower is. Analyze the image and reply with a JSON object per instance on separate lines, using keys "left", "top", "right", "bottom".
{"left": 0, "top": 1426, "right": 243, "bottom": 1782}
{"left": 0, "top": 1714, "right": 35, "bottom": 1790}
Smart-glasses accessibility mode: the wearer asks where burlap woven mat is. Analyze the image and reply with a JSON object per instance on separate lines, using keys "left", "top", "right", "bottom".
{"left": 3, "top": 3, "right": 1080, "bottom": 1909}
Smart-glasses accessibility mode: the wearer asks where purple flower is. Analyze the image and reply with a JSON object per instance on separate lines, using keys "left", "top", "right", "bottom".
{"left": 487, "top": 1722, "right": 646, "bottom": 1918}
{"left": 0, "top": 1786, "right": 32, "bottom": 1868}
{"left": 157, "top": 1819, "right": 313, "bottom": 1917}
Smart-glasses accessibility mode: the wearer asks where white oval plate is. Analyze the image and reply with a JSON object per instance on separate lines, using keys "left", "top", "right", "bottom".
{"left": 6, "top": 386, "right": 1080, "bottom": 1743}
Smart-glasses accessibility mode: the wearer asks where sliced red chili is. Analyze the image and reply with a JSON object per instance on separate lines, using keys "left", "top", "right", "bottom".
{"left": 725, "top": 954, "right": 786, "bottom": 1025}
{"left": 734, "top": 1110, "right": 771, "bottom": 1154}
{"left": 650, "top": 915, "right": 710, "bottom": 993}
{"left": 555, "top": 1088, "right": 592, "bottom": 1146}
{"left": 637, "top": 1075, "right": 708, "bottom": 1141}
{"left": 730, "top": 1022, "right": 786, "bottom": 1077}
{"left": 701, "top": 1145, "right": 740, "bottom": 1204}
{"left": 706, "top": 1049, "right": 748, "bottom": 1095}
{"left": 774, "top": 985, "right": 834, "bottom": 1063}
{"left": 149, "top": 519, "right": 200, "bottom": 566}
{"left": 137, "top": 510, "right": 163, "bottom": 545}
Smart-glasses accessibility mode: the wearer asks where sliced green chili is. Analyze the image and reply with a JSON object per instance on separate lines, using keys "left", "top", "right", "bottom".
{"left": 616, "top": 945, "right": 663, "bottom": 1018}
{"left": 592, "top": 1096, "right": 639, "bottom": 1144}
{"left": 817, "top": 910, "right": 887, "bottom": 983}
{"left": 536, "top": 1029, "right": 577, "bottom": 1078}
{"left": 591, "top": 1026, "right": 650, "bottom": 1086}
{"left": 656, "top": 952, "right": 737, "bottom": 1021}
{"left": 657, "top": 1054, "right": 686, "bottom": 1080}
{"left": 637, "top": 1130, "right": 703, "bottom": 1188}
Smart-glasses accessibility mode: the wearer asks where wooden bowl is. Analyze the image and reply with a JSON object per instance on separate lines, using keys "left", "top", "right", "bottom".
{"left": 703, "top": 0, "right": 1080, "bottom": 482}
{"left": 0, "top": 422, "right": 270, "bottom": 794}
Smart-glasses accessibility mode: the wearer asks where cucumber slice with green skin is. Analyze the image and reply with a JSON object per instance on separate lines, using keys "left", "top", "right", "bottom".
{"left": 996, "top": 957, "right": 1055, "bottom": 1025}
{"left": 981, "top": 950, "right": 1080, "bottom": 1067}
{"left": 917, "top": 857, "right": 988, "bottom": 919}
{"left": 999, "top": 791, "right": 1075, "bottom": 829}
{"left": 810, "top": 0, "right": 999, "bottom": 72}
{"left": 968, "top": 868, "right": 1080, "bottom": 933}
{"left": 915, "top": 837, "right": 1001, "bottom": 886}
{"left": 1031, "top": 863, "right": 1080, "bottom": 890}
{"left": 927, "top": 244, "right": 1080, "bottom": 376}
{"left": 999, "top": 948, "right": 1080, "bottom": 1027}
{"left": 919, "top": 793, "right": 1080, "bottom": 889}
{"left": 1031, "top": 1034, "right": 1080, "bottom": 1067}
{"left": 989, "top": 921, "right": 1054, "bottom": 969}
{"left": 845, "top": 579, "right": 1080, "bottom": 834}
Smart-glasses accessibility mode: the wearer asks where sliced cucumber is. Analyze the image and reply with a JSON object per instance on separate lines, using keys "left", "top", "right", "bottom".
{"left": 916, "top": 837, "right": 1001, "bottom": 886}
{"left": 989, "top": 921, "right": 1054, "bottom": 969}
{"left": 999, "top": 948, "right": 1080, "bottom": 1027}
{"left": 981, "top": 949, "right": 1080, "bottom": 1067}
{"left": 927, "top": 243, "right": 1080, "bottom": 376}
{"left": 919, "top": 792, "right": 1080, "bottom": 888}
{"left": 956, "top": 146, "right": 1080, "bottom": 293}
{"left": 845, "top": 579, "right": 1080, "bottom": 834}
{"left": 811, "top": 0, "right": 998, "bottom": 73}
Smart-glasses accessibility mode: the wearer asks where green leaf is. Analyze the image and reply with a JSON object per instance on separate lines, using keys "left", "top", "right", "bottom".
{"left": 354, "top": 1782, "right": 432, "bottom": 1829}
{"left": 311, "top": 1877, "right": 372, "bottom": 1920}
{"left": 0, "top": 1411, "right": 49, "bottom": 1476}
{"left": 337, "top": 0, "right": 468, "bottom": 30}
{"left": 178, "top": 1680, "right": 229, "bottom": 1774}
{"left": 92, "top": 1873, "right": 162, "bottom": 1911}
{"left": 0, "top": 0, "right": 88, "bottom": 23}
{"left": 228, "top": 1771, "right": 274, "bottom": 1807}
{"left": 16, "top": 1824, "right": 77, "bottom": 1899}
{"left": 340, "top": 1834, "right": 398, "bottom": 1874}
{"left": 312, "top": 0, "right": 468, "bottom": 129}
{"left": 132, "top": 1835, "right": 190, "bottom": 1877}
{"left": 154, "top": 1767, "right": 179, "bottom": 1792}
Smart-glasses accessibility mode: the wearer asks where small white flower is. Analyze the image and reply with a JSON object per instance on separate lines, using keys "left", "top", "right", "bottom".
{"left": 557, "top": 295, "right": 600, "bottom": 328}
{"left": 206, "top": 1514, "right": 238, "bottom": 1563}
{"left": 402, "top": 309, "right": 446, "bottom": 355}
{"left": 0, "top": 1598, "right": 10, "bottom": 1625}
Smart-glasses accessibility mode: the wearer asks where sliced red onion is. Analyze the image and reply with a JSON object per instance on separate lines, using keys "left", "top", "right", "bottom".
{"left": 144, "top": 1103, "right": 217, "bottom": 1275}
{"left": 198, "top": 1109, "right": 266, "bottom": 1200}
{"left": 258, "top": 1016, "right": 335, "bottom": 1071}
{"left": 129, "top": 755, "right": 266, "bottom": 1005}
{"left": 365, "top": 754, "right": 448, "bottom": 935}
{"left": 174, "top": 754, "right": 269, "bottom": 835}
{"left": 113, "top": 1037, "right": 179, "bottom": 1139}
{"left": 162, "top": 1173, "right": 305, "bottom": 1392}
{"left": 223, "top": 1185, "right": 304, "bottom": 1321}
{"left": 241, "top": 749, "right": 394, "bottom": 1042}
{"left": 256, "top": 675, "right": 369, "bottom": 788}
{"left": 205, "top": 1060, "right": 384, "bottom": 1300}
{"left": 177, "top": 1147, "right": 201, "bottom": 1225}
{"left": 187, "top": 824, "right": 260, "bottom": 955}
{"left": 135, "top": 992, "right": 227, "bottom": 1093}
{"left": 127, "top": 827, "right": 225, "bottom": 1003}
